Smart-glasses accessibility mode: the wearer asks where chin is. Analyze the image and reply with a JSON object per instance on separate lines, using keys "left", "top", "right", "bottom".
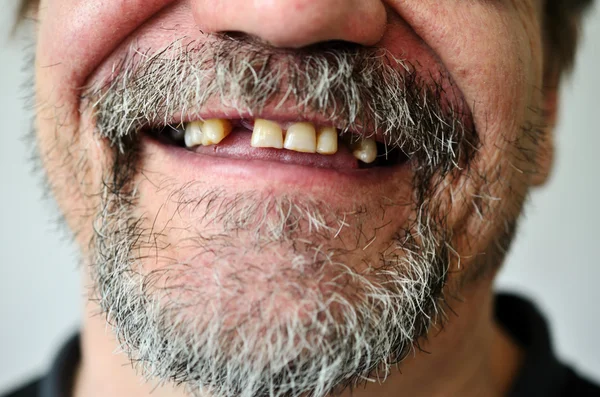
{"left": 87, "top": 136, "right": 451, "bottom": 397}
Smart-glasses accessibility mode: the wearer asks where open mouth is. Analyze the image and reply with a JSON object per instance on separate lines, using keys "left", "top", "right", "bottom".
{"left": 147, "top": 118, "right": 410, "bottom": 171}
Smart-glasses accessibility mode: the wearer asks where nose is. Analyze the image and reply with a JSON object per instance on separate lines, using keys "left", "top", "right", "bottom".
{"left": 191, "top": 0, "right": 388, "bottom": 48}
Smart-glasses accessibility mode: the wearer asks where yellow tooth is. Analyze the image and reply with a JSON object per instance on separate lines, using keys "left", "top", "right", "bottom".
{"left": 316, "top": 127, "right": 338, "bottom": 155}
{"left": 201, "top": 119, "right": 233, "bottom": 146}
{"left": 184, "top": 121, "right": 204, "bottom": 148}
{"left": 284, "top": 122, "right": 317, "bottom": 153}
{"left": 352, "top": 138, "right": 377, "bottom": 164}
{"left": 251, "top": 119, "right": 284, "bottom": 149}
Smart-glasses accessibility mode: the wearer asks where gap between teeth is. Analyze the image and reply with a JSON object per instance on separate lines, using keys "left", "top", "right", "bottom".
{"left": 183, "top": 118, "right": 377, "bottom": 164}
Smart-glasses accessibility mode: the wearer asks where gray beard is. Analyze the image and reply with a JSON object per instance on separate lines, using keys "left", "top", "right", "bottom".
{"left": 86, "top": 34, "right": 477, "bottom": 397}
{"left": 91, "top": 172, "right": 450, "bottom": 397}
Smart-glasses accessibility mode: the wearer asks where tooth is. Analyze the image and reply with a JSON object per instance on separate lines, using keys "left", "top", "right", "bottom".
{"left": 352, "top": 138, "right": 377, "bottom": 164}
{"left": 251, "top": 119, "right": 284, "bottom": 149}
{"left": 316, "top": 127, "right": 338, "bottom": 155}
{"left": 201, "top": 119, "right": 233, "bottom": 146}
{"left": 284, "top": 122, "right": 317, "bottom": 153}
{"left": 184, "top": 121, "right": 204, "bottom": 148}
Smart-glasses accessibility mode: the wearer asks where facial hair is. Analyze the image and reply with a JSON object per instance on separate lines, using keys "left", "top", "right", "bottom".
{"left": 85, "top": 34, "right": 479, "bottom": 397}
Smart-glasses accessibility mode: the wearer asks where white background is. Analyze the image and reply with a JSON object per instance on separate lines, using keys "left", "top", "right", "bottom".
{"left": 1, "top": 2, "right": 599, "bottom": 394}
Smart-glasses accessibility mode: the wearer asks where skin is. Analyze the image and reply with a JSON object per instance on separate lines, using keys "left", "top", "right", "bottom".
{"left": 31, "top": 0, "right": 557, "bottom": 396}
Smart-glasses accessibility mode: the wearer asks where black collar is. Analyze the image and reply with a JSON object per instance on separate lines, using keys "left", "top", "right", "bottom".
{"left": 495, "top": 294, "right": 570, "bottom": 397}
{"left": 39, "top": 334, "right": 79, "bottom": 397}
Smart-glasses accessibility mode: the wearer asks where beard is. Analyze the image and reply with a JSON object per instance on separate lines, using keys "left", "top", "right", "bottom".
{"left": 85, "top": 34, "right": 481, "bottom": 397}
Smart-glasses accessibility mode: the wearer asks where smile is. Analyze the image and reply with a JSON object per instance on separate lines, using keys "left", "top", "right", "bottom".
{"left": 148, "top": 117, "right": 410, "bottom": 171}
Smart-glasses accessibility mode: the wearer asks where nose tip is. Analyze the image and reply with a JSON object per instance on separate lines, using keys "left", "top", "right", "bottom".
{"left": 192, "top": 0, "right": 387, "bottom": 48}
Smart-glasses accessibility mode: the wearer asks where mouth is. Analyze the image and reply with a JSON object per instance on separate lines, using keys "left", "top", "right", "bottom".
{"left": 146, "top": 117, "right": 410, "bottom": 171}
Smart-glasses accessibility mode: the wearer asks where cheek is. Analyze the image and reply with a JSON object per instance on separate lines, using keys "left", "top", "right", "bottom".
{"left": 386, "top": 1, "right": 544, "bottom": 141}
{"left": 386, "top": 2, "right": 545, "bottom": 259}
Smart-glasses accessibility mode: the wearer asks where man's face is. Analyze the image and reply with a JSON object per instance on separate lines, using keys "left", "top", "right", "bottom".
{"left": 33, "top": 1, "right": 548, "bottom": 396}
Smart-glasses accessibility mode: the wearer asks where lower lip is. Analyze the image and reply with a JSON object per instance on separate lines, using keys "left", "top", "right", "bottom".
{"left": 142, "top": 131, "right": 412, "bottom": 193}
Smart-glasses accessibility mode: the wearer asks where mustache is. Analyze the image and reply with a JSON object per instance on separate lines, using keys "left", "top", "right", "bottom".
{"left": 85, "top": 34, "right": 478, "bottom": 174}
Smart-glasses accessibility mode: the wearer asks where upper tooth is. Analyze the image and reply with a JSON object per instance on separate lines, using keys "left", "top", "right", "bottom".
{"left": 251, "top": 119, "right": 284, "bottom": 149}
{"left": 201, "top": 119, "right": 233, "bottom": 146}
{"left": 316, "top": 127, "right": 338, "bottom": 155}
{"left": 184, "top": 118, "right": 374, "bottom": 164}
{"left": 284, "top": 122, "right": 317, "bottom": 153}
{"left": 184, "top": 121, "right": 204, "bottom": 148}
{"left": 352, "top": 138, "right": 377, "bottom": 164}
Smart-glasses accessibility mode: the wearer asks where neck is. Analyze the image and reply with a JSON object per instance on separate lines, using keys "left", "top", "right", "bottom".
{"left": 73, "top": 282, "right": 521, "bottom": 397}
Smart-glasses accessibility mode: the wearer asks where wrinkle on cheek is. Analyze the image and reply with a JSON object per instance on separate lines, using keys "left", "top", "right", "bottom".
{"left": 396, "top": 2, "right": 541, "bottom": 132}
{"left": 35, "top": 0, "right": 183, "bottom": 252}
{"left": 34, "top": 0, "right": 180, "bottom": 185}
{"left": 37, "top": 0, "right": 175, "bottom": 97}
{"left": 384, "top": 1, "right": 541, "bottom": 233}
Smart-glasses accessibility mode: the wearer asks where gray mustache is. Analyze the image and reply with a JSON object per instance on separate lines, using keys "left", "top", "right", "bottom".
{"left": 85, "top": 34, "right": 478, "bottom": 174}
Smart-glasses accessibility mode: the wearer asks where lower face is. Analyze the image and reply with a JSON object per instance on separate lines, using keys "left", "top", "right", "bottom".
{"left": 33, "top": 1, "right": 545, "bottom": 396}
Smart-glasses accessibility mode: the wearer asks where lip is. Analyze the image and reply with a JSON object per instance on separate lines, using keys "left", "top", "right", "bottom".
{"left": 175, "top": 127, "right": 362, "bottom": 170}
{"left": 142, "top": 130, "right": 412, "bottom": 194}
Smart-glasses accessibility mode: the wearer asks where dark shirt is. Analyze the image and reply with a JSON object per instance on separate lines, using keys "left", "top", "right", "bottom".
{"left": 3, "top": 294, "right": 600, "bottom": 397}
